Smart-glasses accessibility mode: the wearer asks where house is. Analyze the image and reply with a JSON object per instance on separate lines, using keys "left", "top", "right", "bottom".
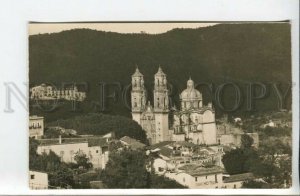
{"left": 153, "top": 158, "right": 168, "bottom": 175}
{"left": 119, "top": 136, "right": 146, "bottom": 150}
{"left": 36, "top": 135, "right": 110, "bottom": 169}
{"left": 150, "top": 141, "right": 224, "bottom": 175}
{"left": 29, "top": 170, "right": 48, "bottom": 189}
{"left": 165, "top": 165, "right": 224, "bottom": 188}
{"left": 29, "top": 115, "right": 44, "bottom": 139}
{"left": 217, "top": 132, "right": 259, "bottom": 148}
{"left": 222, "top": 172, "right": 254, "bottom": 188}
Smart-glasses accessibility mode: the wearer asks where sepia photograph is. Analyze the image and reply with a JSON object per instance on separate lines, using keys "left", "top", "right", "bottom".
{"left": 28, "top": 22, "right": 292, "bottom": 189}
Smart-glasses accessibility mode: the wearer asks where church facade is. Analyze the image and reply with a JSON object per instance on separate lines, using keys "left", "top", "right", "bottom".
{"left": 131, "top": 67, "right": 217, "bottom": 145}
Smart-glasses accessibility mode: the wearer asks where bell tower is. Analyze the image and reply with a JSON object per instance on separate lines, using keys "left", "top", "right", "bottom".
{"left": 131, "top": 67, "right": 146, "bottom": 125}
{"left": 153, "top": 66, "right": 170, "bottom": 142}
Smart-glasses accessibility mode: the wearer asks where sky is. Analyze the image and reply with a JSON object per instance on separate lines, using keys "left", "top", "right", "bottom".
{"left": 28, "top": 23, "right": 218, "bottom": 35}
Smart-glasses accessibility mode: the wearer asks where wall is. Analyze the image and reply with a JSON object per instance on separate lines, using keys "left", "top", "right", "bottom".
{"left": 29, "top": 171, "right": 48, "bottom": 189}
{"left": 165, "top": 172, "right": 223, "bottom": 188}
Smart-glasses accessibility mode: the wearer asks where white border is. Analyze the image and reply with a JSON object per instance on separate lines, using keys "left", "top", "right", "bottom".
{"left": 0, "top": 0, "right": 298, "bottom": 195}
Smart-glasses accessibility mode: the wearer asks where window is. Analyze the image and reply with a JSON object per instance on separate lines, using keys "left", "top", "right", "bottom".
{"left": 183, "top": 178, "right": 185, "bottom": 182}
{"left": 205, "top": 176, "right": 208, "bottom": 179}
{"left": 96, "top": 150, "right": 99, "bottom": 153}
{"left": 30, "top": 175, "right": 34, "bottom": 179}
{"left": 195, "top": 177, "right": 198, "bottom": 182}
{"left": 233, "top": 184, "right": 236, "bottom": 189}
{"left": 60, "top": 151, "right": 64, "bottom": 158}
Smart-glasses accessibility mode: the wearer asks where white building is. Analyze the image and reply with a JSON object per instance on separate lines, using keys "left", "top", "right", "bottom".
{"left": 130, "top": 66, "right": 217, "bottom": 145}
{"left": 173, "top": 79, "right": 217, "bottom": 145}
{"left": 131, "top": 67, "right": 171, "bottom": 144}
{"left": 29, "top": 170, "right": 48, "bottom": 189}
{"left": 150, "top": 141, "right": 224, "bottom": 175}
{"left": 37, "top": 136, "right": 109, "bottom": 169}
{"left": 29, "top": 115, "right": 44, "bottom": 139}
{"left": 30, "top": 83, "right": 86, "bottom": 101}
{"left": 165, "top": 165, "right": 224, "bottom": 188}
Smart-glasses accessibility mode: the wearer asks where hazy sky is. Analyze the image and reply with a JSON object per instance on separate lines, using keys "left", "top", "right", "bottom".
{"left": 28, "top": 23, "right": 218, "bottom": 35}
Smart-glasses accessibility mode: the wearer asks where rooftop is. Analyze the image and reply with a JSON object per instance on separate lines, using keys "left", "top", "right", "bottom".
{"left": 29, "top": 115, "right": 44, "bottom": 120}
{"left": 37, "top": 136, "right": 109, "bottom": 147}
{"left": 120, "top": 136, "right": 146, "bottom": 150}
{"left": 223, "top": 173, "right": 254, "bottom": 183}
{"left": 149, "top": 141, "right": 175, "bottom": 150}
{"left": 178, "top": 164, "right": 224, "bottom": 176}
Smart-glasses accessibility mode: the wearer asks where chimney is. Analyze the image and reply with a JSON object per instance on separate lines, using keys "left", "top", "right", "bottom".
{"left": 59, "top": 135, "right": 62, "bottom": 144}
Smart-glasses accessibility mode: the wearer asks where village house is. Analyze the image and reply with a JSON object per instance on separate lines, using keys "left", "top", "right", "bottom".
{"left": 29, "top": 115, "right": 44, "bottom": 139}
{"left": 222, "top": 173, "right": 255, "bottom": 189}
{"left": 165, "top": 164, "right": 224, "bottom": 188}
{"left": 216, "top": 118, "right": 259, "bottom": 148}
{"left": 29, "top": 170, "right": 48, "bottom": 189}
{"left": 149, "top": 141, "right": 224, "bottom": 175}
{"left": 36, "top": 135, "right": 111, "bottom": 169}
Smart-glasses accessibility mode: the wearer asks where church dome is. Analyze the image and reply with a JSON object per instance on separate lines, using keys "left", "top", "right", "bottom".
{"left": 180, "top": 78, "right": 202, "bottom": 101}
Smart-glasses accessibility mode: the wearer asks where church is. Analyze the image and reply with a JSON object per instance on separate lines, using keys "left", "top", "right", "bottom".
{"left": 131, "top": 66, "right": 217, "bottom": 145}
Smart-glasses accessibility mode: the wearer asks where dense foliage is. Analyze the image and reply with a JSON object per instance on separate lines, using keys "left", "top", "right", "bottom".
{"left": 222, "top": 130, "right": 292, "bottom": 188}
{"left": 47, "top": 113, "right": 148, "bottom": 144}
{"left": 29, "top": 138, "right": 75, "bottom": 188}
{"left": 29, "top": 23, "right": 291, "bottom": 121}
{"left": 102, "top": 148, "right": 186, "bottom": 188}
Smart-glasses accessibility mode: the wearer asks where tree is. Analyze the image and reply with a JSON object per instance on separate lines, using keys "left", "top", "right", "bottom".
{"left": 74, "top": 152, "right": 93, "bottom": 170}
{"left": 47, "top": 113, "right": 148, "bottom": 144}
{"left": 29, "top": 138, "right": 75, "bottom": 188}
{"left": 48, "top": 165, "right": 75, "bottom": 188}
{"left": 242, "top": 180, "right": 268, "bottom": 188}
{"left": 102, "top": 148, "right": 150, "bottom": 188}
{"left": 222, "top": 148, "right": 249, "bottom": 174}
{"left": 150, "top": 174, "right": 186, "bottom": 188}
{"left": 241, "top": 134, "right": 254, "bottom": 149}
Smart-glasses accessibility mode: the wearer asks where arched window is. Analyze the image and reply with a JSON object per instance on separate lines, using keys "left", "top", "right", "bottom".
{"left": 134, "top": 79, "right": 137, "bottom": 87}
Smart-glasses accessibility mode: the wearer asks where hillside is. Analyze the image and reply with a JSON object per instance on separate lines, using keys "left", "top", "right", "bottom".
{"left": 29, "top": 23, "right": 292, "bottom": 122}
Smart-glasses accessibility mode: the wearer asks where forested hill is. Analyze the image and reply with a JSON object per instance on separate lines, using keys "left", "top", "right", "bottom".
{"left": 29, "top": 23, "right": 291, "bottom": 121}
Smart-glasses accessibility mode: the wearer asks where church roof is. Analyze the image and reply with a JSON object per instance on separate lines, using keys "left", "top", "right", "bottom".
{"left": 174, "top": 106, "right": 214, "bottom": 115}
{"left": 155, "top": 66, "right": 166, "bottom": 76}
{"left": 132, "top": 67, "right": 143, "bottom": 77}
{"left": 180, "top": 78, "right": 202, "bottom": 101}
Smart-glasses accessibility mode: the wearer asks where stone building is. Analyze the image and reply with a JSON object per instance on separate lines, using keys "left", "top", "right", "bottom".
{"left": 131, "top": 66, "right": 217, "bottom": 145}
{"left": 131, "top": 67, "right": 171, "bottom": 144}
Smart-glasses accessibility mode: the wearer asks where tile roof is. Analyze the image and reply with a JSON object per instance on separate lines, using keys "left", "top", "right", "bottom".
{"left": 223, "top": 173, "right": 254, "bottom": 183}
{"left": 173, "top": 141, "right": 197, "bottom": 148}
{"left": 37, "top": 136, "right": 109, "bottom": 147}
{"left": 178, "top": 164, "right": 224, "bottom": 176}
{"left": 120, "top": 136, "right": 146, "bottom": 150}
{"left": 159, "top": 146, "right": 174, "bottom": 157}
{"left": 149, "top": 141, "right": 175, "bottom": 150}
